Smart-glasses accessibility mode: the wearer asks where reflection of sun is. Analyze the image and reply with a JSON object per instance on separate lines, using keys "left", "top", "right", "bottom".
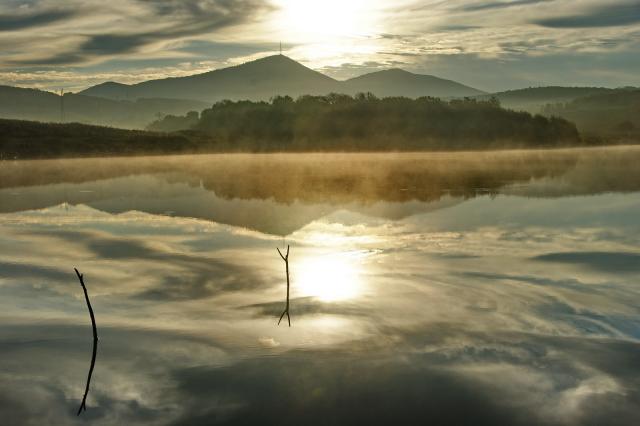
{"left": 294, "top": 253, "right": 364, "bottom": 302}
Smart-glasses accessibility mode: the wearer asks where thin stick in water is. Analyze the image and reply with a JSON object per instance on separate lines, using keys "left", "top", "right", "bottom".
{"left": 277, "top": 245, "right": 291, "bottom": 327}
{"left": 74, "top": 268, "right": 98, "bottom": 416}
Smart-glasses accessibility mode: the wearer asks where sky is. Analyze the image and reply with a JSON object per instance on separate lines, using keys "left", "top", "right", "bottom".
{"left": 0, "top": 0, "right": 639, "bottom": 92}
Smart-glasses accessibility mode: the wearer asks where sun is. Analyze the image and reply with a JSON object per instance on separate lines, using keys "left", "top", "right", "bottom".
{"left": 294, "top": 253, "right": 364, "bottom": 302}
{"left": 272, "top": 0, "right": 379, "bottom": 41}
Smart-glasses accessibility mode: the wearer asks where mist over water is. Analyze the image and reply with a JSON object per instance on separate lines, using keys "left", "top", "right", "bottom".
{"left": 1, "top": 148, "right": 639, "bottom": 425}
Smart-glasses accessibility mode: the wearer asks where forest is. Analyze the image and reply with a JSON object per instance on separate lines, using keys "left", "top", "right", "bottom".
{"left": 0, "top": 94, "right": 601, "bottom": 159}
{"left": 148, "top": 94, "right": 581, "bottom": 151}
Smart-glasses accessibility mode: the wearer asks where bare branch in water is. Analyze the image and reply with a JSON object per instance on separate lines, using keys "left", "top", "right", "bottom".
{"left": 74, "top": 268, "right": 98, "bottom": 416}
{"left": 276, "top": 245, "right": 291, "bottom": 327}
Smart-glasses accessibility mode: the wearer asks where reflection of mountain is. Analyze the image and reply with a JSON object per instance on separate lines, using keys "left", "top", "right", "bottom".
{"left": 2, "top": 148, "right": 639, "bottom": 234}
{"left": 0, "top": 176, "right": 464, "bottom": 235}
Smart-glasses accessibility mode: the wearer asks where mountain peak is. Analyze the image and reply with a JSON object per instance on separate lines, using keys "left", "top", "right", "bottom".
{"left": 79, "top": 54, "right": 484, "bottom": 102}
{"left": 231, "top": 54, "right": 320, "bottom": 74}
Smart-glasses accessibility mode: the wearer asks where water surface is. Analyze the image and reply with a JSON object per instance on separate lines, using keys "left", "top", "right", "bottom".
{"left": 1, "top": 148, "right": 639, "bottom": 425}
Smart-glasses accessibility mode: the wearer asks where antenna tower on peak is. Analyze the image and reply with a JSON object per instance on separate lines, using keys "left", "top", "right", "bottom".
{"left": 60, "top": 88, "right": 65, "bottom": 123}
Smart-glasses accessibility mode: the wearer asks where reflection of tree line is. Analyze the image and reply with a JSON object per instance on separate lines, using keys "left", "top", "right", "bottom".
{"left": 0, "top": 150, "right": 600, "bottom": 204}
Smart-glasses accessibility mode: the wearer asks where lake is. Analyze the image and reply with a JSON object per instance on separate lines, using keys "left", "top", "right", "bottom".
{"left": 1, "top": 148, "right": 639, "bottom": 425}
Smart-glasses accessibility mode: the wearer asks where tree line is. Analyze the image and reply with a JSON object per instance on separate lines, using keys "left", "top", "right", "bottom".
{"left": 0, "top": 94, "right": 597, "bottom": 159}
{"left": 148, "top": 93, "right": 581, "bottom": 151}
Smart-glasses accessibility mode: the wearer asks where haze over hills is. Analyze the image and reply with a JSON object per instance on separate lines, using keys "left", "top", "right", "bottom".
{"left": 479, "top": 87, "right": 618, "bottom": 112}
{"left": 80, "top": 55, "right": 486, "bottom": 102}
{"left": 542, "top": 89, "right": 640, "bottom": 138}
{"left": 0, "top": 85, "right": 208, "bottom": 129}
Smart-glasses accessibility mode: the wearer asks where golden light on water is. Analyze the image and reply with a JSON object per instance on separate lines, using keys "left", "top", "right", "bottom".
{"left": 294, "top": 253, "right": 365, "bottom": 302}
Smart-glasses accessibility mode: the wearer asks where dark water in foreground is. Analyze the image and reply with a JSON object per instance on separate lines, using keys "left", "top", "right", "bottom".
{"left": 0, "top": 148, "right": 639, "bottom": 425}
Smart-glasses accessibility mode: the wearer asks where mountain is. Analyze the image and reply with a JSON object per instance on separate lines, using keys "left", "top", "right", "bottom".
{"left": 481, "top": 86, "right": 617, "bottom": 112}
{"left": 0, "top": 85, "right": 208, "bottom": 129}
{"left": 81, "top": 55, "right": 340, "bottom": 102}
{"left": 80, "top": 55, "right": 486, "bottom": 103}
{"left": 343, "top": 68, "right": 485, "bottom": 98}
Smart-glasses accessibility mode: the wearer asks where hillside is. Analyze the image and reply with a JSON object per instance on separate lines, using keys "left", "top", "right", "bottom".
{"left": 481, "top": 87, "right": 617, "bottom": 112}
{"left": 344, "top": 69, "right": 484, "bottom": 98}
{"left": 0, "top": 119, "right": 209, "bottom": 159}
{"left": 81, "top": 55, "right": 340, "bottom": 102}
{"left": 0, "top": 86, "right": 208, "bottom": 129}
{"left": 80, "top": 55, "right": 485, "bottom": 103}
{"left": 542, "top": 89, "right": 640, "bottom": 137}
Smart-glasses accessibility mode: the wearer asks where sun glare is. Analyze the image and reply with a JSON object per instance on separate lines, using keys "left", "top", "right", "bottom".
{"left": 273, "top": 0, "right": 379, "bottom": 41}
{"left": 294, "top": 253, "right": 364, "bottom": 302}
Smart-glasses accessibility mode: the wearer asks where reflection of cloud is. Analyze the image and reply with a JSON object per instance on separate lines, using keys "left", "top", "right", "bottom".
{"left": 534, "top": 251, "right": 640, "bottom": 273}
{"left": 25, "top": 226, "right": 267, "bottom": 301}
{"left": 0, "top": 323, "right": 230, "bottom": 425}
{"left": 0, "top": 260, "right": 69, "bottom": 281}
{"left": 2, "top": 320, "right": 637, "bottom": 425}
{"left": 1, "top": 157, "right": 640, "bottom": 424}
{"left": 258, "top": 336, "right": 280, "bottom": 348}
{"left": 243, "top": 296, "right": 366, "bottom": 318}
{"left": 167, "top": 329, "right": 640, "bottom": 426}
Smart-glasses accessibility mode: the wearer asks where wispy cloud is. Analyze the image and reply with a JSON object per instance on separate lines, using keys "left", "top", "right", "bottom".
{"left": 0, "top": 0, "right": 638, "bottom": 90}
{"left": 0, "top": 0, "right": 273, "bottom": 67}
{"left": 533, "top": 2, "right": 640, "bottom": 28}
{"left": 0, "top": 9, "right": 75, "bottom": 31}
{"left": 459, "top": 0, "right": 553, "bottom": 12}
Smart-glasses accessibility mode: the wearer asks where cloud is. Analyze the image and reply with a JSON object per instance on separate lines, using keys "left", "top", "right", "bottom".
{"left": 1, "top": 0, "right": 640, "bottom": 90}
{"left": 534, "top": 3, "right": 640, "bottom": 28}
{"left": 0, "top": 9, "right": 75, "bottom": 31}
{"left": 461, "top": 0, "right": 553, "bottom": 12}
{"left": 1, "top": 0, "right": 273, "bottom": 67}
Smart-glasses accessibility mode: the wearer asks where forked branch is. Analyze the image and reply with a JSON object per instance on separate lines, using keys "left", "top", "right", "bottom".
{"left": 276, "top": 245, "right": 291, "bottom": 327}
{"left": 75, "top": 268, "right": 98, "bottom": 416}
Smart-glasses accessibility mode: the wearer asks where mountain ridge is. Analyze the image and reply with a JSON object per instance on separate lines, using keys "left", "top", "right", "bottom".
{"left": 80, "top": 55, "right": 486, "bottom": 102}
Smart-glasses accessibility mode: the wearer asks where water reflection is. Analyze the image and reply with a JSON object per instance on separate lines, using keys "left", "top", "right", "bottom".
{"left": 0, "top": 147, "right": 639, "bottom": 235}
{"left": 0, "top": 149, "right": 639, "bottom": 425}
{"left": 295, "top": 252, "right": 365, "bottom": 302}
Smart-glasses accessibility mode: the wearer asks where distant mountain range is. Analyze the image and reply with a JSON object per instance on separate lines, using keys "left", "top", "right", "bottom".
{"left": 0, "top": 55, "right": 636, "bottom": 131}
{"left": 80, "top": 55, "right": 486, "bottom": 102}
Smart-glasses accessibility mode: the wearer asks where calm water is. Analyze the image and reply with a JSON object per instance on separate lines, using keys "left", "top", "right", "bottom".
{"left": 1, "top": 148, "right": 639, "bottom": 425}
